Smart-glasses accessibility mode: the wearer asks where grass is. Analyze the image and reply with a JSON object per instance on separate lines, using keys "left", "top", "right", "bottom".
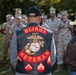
{"left": 0, "top": 33, "right": 69, "bottom": 75}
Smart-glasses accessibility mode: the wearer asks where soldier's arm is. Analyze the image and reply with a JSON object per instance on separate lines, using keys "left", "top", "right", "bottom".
{"left": 9, "top": 26, "right": 14, "bottom": 39}
{"left": 51, "top": 34, "right": 56, "bottom": 67}
{"left": 9, "top": 32, "right": 13, "bottom": 39}
{"left": 54, "top": 19, "right": 61, "bottom": 35}
{"left": 0, "top": 23, "right": 6, "bottom": 34}
{"left": 0, "top": 28, "right": 5, "bottom": 34}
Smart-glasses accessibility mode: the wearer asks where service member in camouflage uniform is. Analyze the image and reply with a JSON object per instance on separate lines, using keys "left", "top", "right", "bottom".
{"left": 9, "top": 15, "right": 25, "bottom": 39}
{"left": 55, "top": 10, "right": 72, "bottom": 73}
{"left": 10, "top": 8, "right": 27, "bottom": 25}
{"left": 1, "top": 14, "right": 12, "bottom": 63}
{"left": 46, "top": 7, "right": 61, "bottom": 49}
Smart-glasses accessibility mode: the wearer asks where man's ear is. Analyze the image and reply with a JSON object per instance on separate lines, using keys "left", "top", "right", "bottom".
{"left": 38, "top": 16, "right": 41, "bottom": 24}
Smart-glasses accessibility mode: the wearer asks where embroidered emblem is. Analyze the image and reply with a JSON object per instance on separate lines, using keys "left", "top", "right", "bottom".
{"left": 37, "top": 63, "right": 45, "bottom": 72}
{"left": 25, "top": 64, "right": 33, "bottom": 71}
{"left": 18, "top": 50, "right": 50, "bottom": 63}
{"left": 23, "top": 26, "right": 48, "bottom": 35}
{"left": 24, "top": 33, "right": 45, "bottom": 55}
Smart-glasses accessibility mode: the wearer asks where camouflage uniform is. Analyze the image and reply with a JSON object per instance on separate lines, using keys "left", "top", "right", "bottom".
{"left": 46, "top": 7, "right": 61, "bottom": 49}
{"left": 41, "top": 23, "right": 49, "bottom": 29}
{"left": 10, "top": 17, "right": 26, "bottom": 25}
{"left": 2, "top": 22, "right": 11, "bottom": 60}
{"left": 10, "top": 8, "right": 27, "bottom": 25}
{"left": 9, "top": 23, "right": 25, "bottom": 35}
{"left": 46, "top": 17, "right": 61, "bottom": 49}
{"left": 57, "top": 20, "right": 72, "bottom": 64}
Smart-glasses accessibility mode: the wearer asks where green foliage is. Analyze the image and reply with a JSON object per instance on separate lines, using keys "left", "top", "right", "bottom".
{"left": 0, "top": 0, "right": 76, "bottom": 24}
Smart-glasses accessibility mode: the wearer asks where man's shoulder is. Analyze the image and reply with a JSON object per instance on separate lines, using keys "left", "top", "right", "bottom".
{"left": 16, "top": 26, "right": 26, "bottom": 32}
{"left": 2, "top": 22, "right": 7, "bottom": 25}
{"left": 41, "top": 23, "right": 49, "bottom": 29}
{"left": 16, "top": 25, "right": 53, "bottom": 39}
{"left": 56, "top": 17, "right": 61, "bottom": 21}
{"left": 38, "top": 25, "right": 53, "bottom": 33}
{"left": 40, "top": 25, "right": 53, "bottom": 35}
{"left": 46, "top": 18, "right": 51, "bottom": 22}
{"left": 11, "top": 24, "right": 16, "bottom": 28}
{"left": 21, "top": 23, "right": 26, "bottom": 27}
{"left": 11, "top": 23, "right": 16, "bottom": 26}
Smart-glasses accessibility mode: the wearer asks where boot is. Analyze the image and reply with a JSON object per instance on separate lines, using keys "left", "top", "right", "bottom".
{"left": 54, "top": 64, "right": 62, "bottom": 73}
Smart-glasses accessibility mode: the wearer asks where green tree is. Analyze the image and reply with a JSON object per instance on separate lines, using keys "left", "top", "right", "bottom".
{"left": 0, "top": 0, "right": 76, "bottom": 24}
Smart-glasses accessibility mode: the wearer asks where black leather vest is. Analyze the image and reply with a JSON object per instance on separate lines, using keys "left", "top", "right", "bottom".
{"left": 16, "top": 23, "right": 53, "bottom": 74}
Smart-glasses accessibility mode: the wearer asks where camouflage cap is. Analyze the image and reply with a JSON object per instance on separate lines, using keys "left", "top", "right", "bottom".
{"left": 49, "top": 7, "right": 56, "bottom": 13}
{"left": 6, "top": 14, "right": 12, "bottom": 19}
{"left": 61, "top": 10, "right": 68, "bottom": 16}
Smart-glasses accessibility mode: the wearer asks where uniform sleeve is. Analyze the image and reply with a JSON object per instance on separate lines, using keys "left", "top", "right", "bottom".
{"left": 45, "top": 19, "right": 49, "bottom": 25}
{"left": 10, "top": 32, "right": 17, "bottom": 69}
{"left": 55, "top": 19, "right": 61, "bottom": 32}
{"left": 2, "top": 23, "right": 6, "bottom": 30}
{"left": 51, "top": 35, "right": 56, "bottom": 67}
{"left": 9, "top": 25, "right": 14, "bottom": 34}
{"left": 41, "top": 23, "right": 50, "bottom": 30}
{"left": 21, "top": 19, "right": 26, "bottom": 25}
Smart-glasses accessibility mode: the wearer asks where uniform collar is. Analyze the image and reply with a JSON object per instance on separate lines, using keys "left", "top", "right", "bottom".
{"left": 15, "top": 23, "right": 24, "bottom": 28}
{"left": 62, "top": 19, "right": 69, "bottom": 24}
{"left": 50, "top": 17, "right": 57, "bottom": 21}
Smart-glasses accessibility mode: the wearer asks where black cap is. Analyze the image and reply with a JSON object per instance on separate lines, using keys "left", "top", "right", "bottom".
{"left": 27, "top": 6, "right": 41, "bottom": 17}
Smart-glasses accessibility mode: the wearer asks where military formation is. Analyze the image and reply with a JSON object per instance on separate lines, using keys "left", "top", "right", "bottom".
{"left": 0, "top": 6, "right": 75, "bottom": 75}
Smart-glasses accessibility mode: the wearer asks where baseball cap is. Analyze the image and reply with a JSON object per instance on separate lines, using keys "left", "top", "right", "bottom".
{"left": 27, "top": 6, "right": 42, "bottom": 17}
